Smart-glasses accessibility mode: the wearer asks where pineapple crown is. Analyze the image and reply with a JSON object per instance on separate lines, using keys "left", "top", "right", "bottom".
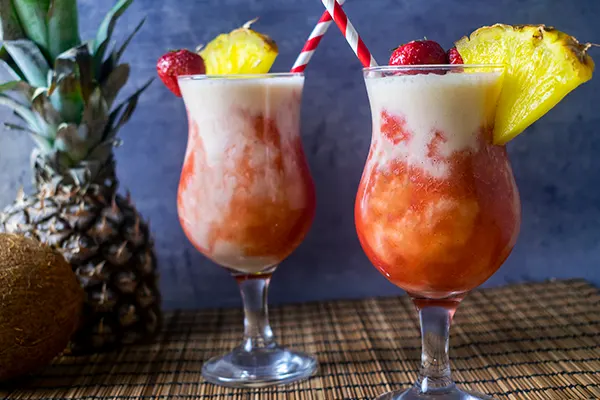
{"left": 0, "top": 0, "right": 152, "bottom": 189}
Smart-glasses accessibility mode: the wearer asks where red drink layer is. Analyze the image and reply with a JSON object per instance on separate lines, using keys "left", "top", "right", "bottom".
{"left": 356, "top": 71, "right": 521, "bottom": 299}
{"left": 177, "top": 76, "right": 315, "bottom": 274}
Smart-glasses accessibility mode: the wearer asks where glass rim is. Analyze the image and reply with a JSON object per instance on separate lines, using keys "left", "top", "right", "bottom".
{"left": 363, "top": 64, "right": 505, "bottom": 73}
{"left": 177, "top": 72, "right": 304, "bottom": 81}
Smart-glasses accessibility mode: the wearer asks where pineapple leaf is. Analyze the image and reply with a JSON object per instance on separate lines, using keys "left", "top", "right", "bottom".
{"left": 31, "top": 148, "right": 79, "bottom": 185}
{"left": 30, "top": 147, "right": 43, "bottom": 177}
{"left": 31, "top": 91, "right": 62, "bottom": 129}
{"left": 0, "top": 79, "right": 32, "bottom": 104}
{"left": 102, "top": 63, "right": 129, "bottom": 108}
{"left": 0, "top": 58, "right": 24, "bottom": 83}
{"left": 46, "top": 0, "right": 81, "bottom": 60}
{"left": 2, "top": 39, "right": 49, "bottom": 87}
{"left": 0, "top": 0, "right": 25, "bottom": 40}
{"left": 93, "top": 0, "right": 133, "bottom": 79}
{"left": 4, "top": 123, "right": 50, "bottom": 152}
{"left": 115, "top": 17, "right": 145, "bottom": 64}
{"left": 50, "top": 44, "right": 93, "bottom": 102}
{"left": 98, "top": 17, "right": 143, "bottom": 84}
{"left": 82, "top": 86, "right": 109, "bottom": 147}
{"left": 46, "top": 44, "right": 95, "bottom": 123}
{"left": 7, "top": 122, "right": 52, "bottom": 152}
{"left": 87, "top": 138, "right": 113, "bottom": 164}
{"left": 0, "top": 92, "right": 44, "bottom": 132}
{"left": 0, "top": 80, "right": 19, "bottom": 92}
{"left": 4, "top": 121, "right": 31, "bottom": 131}
{"left": 104, "top": 77, "right": 152, "bottom": 140}
{"left": 11, "top": 0, "right": 51, "bottom": 59}
{"left": 0, "top": 47, "right": 25, "bottom": 81}
{"left": 49, "top": 75, "right": 83, "bottom": 123}
{"left": 54, "top": 122, "right": 87, "bottom": 161}
{"left": 99, "top": 50, "right": 117, "bottom": 84}
{"left": 69, "top": 163, "right": 96, "bottom": 186}
{"left": 27, "top": 129, "right": 53, "bottom": 152}
{"left": 32, "top": 86, "right": 47, "bottom": 100}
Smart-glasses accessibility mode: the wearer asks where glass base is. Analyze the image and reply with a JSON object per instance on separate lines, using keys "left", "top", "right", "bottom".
{"left": 201, "top": 344, "right": 318, "bottom": 388}
{"left": 375, "top": 386, "right": 494, "bottom": 400}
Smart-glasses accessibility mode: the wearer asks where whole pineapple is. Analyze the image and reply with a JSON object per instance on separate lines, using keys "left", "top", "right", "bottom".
{"left": 0, "top": 0, "right": 161, "bottom": 353}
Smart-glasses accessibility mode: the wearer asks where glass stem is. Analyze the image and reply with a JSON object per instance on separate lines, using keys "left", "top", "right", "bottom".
{"left": 236, "top": 272, "right": 275, "bottom": 352}
{"left": 413, "top": 299, "right": 460, "bottom": 394}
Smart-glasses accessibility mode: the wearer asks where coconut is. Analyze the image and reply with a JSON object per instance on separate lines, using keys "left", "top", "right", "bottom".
{"left": 0, "top": 233, "right": 83, "bottom": 382}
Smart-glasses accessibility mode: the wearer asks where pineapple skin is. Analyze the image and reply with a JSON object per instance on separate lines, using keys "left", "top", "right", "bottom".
{"left": 0, "top": 176, "right": 162, "bottom": 354}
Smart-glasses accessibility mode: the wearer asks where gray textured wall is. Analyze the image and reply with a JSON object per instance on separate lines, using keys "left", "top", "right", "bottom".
{"left": 0, "top": 0, "right": 599, "bottom": 309}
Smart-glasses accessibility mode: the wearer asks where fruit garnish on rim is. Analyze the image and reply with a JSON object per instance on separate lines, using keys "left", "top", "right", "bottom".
{"left": 389, "top": 39, "right": 448, "bottom": 65}
{"left": 157, "top": 49, "right": 206, "bottom": 97}
{"left": 199, "top": 18, "right": 278, "bottom": 74}
{"left": 454, "top": 24, "right": 595, "bottom": 144}
{"left": 156, "top": 18, "right": 278, "bottom": 96}
{"left": 447, "top": 47, "right": 464, "bottom": 64}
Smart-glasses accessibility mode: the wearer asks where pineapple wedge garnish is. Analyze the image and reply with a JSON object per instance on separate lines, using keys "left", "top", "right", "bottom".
{"left": 199, "top": 19, "right": 278, "bottom": 74}
{"left": 455, "top": 24, "right": 595, "bottom": 144}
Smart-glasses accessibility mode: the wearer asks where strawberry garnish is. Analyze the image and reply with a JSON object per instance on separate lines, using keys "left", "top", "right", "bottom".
{"left": 447, "top": 47, "right": 464, "bottom": 64}
{"left": 389, "top": 40, "right": 448, "bottom": 66}
{"left": 157, "top": 49, "right": 206, "bottom": 97}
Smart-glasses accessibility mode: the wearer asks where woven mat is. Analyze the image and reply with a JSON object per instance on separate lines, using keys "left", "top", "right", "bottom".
{"left": 2, "top": 279, "right": 599, "bottom": 400}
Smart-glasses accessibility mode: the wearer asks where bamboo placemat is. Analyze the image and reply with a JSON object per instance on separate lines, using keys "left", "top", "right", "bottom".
{"left": 1, "top": 279, "right": 599, "bottom": 400}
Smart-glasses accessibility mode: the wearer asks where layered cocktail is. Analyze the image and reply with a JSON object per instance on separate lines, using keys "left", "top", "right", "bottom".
{"left": 157, "top": 21, "right": 318, "bottom": 388}
{"left": 352, "top": 24, "right": 594, "bottom": 400}
{"left": 177, "top": 72, "right": 317, "bottom": 388}
{"left": 356, "top": 66, "right": 520, "bottom": 300}
{"left": 177, "top": 74, "right": 315, "bottom": 275}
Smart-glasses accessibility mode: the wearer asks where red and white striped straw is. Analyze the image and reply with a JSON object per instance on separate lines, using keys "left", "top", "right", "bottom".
{"left": 290, "top": 0, "right": 347, "bottom": 73}
{"left": 320, "top": 0, "right": 378, "bottom": 68}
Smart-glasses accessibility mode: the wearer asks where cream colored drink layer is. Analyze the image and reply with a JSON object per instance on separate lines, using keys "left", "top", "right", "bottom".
{"left": 364, "top": 71, "right": 504, "bottom": 178}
